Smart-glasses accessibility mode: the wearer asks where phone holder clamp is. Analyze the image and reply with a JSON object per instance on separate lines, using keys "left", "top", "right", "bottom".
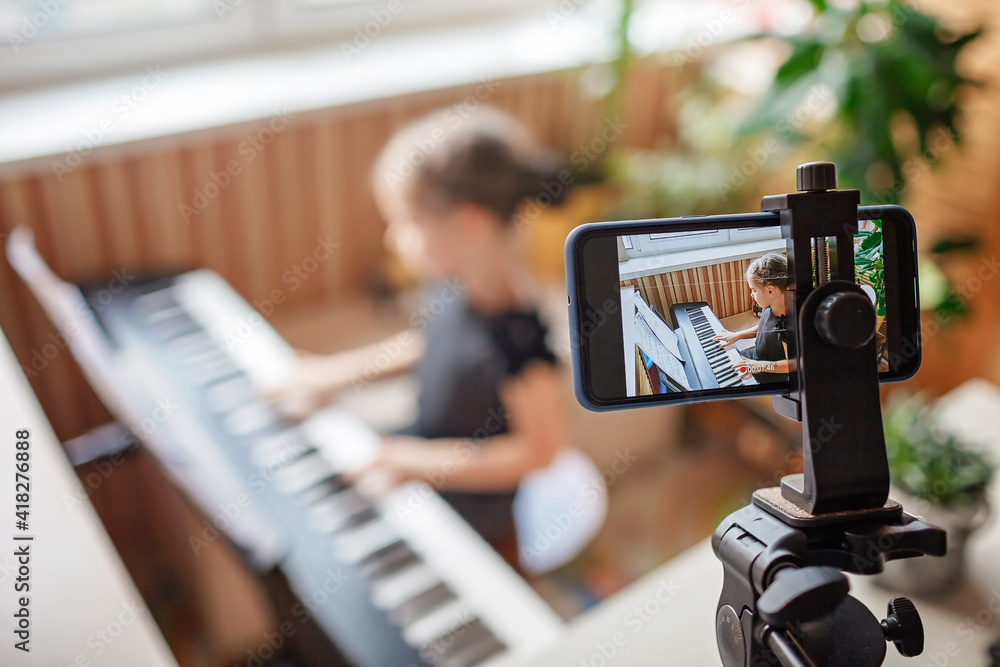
{"left": 712, "top": 162, "right": 946, "bottom": 667}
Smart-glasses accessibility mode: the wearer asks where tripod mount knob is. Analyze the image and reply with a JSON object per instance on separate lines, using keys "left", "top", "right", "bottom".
{"left": 757, "top": 566, "right": 849, "bottom": 627}
{"left": 881, "top": 597, "right": 924, "bottom": 657}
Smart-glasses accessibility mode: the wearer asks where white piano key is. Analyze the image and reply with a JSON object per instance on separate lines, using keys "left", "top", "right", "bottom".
{"left": 308, "top": 503, "right": 362, "bottom": 534}
{"left": 401, "top": 599, "right": 476, "bottom": 648}
{"left": 221, "top": 402, "right": 280, "bottom": 436}
{"left": 380, "top": 483, "right": 564, "bottom": 655}
{"left": 370, "top": 563, "right": 441, "bottom": 611}
{"left": 142, "top": 304, "right": 185, "bottom": 324}
{"left": 299, "top": 407, "right": 381, "bottom": 473}
{"left": 165, "top": 331, "right": 214, "bottom": 357}
{"left": 202, "top": 376, "right": 256, "bottom": 414}
{"left": 173, "top": 270, "right": 297, "bottom": 387}
{"left": 275, "top": 453, "right": 337, "bottom": 495}
{"left": 331, "top": 519, "right": 399, "bottom": 564}
{"left": 250, "top": 434, "right": 312, "bottom": 468}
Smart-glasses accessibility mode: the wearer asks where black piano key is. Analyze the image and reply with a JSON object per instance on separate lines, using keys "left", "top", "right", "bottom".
{"left": 432, "top": 620, "right": 506, "bottom": 667}
{"left": 387, "top": 584, "right": 458, "bottom": 628}
{"left": 336, "top": 507, "right": 381, "bottom": 532}
{"left": 297, "top": 474, "right": 351, "bottom": 506}
{"left": 360, "top": 540, "right": 422, "bottom": 579}
{"left": 310, "top": 489, "right": 368, "bottom": 520}
{"left": 310, "top": 500, "right": 379, "bottom": 536}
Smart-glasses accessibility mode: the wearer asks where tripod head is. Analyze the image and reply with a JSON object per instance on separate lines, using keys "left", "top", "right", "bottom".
{"left": 712, "top": 162, "right": 946, "bottom": 667}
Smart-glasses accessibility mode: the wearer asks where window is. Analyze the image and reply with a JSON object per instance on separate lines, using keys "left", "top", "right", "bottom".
{"left": 0, "top": 0, "right": 549, "bottom": 91}
{"left": 0, "top": 0, "right": 214, "bottom": 38}
{"left": 622, "top": 226, "right": 781, "bottom": 259}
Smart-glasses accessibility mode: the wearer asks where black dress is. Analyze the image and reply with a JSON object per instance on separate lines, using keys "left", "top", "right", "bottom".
{"left": 404, "top": 288, "right": 556, "bottom": 545}
{"left": 743, "top": 306, "right": 788, "bottom": 384}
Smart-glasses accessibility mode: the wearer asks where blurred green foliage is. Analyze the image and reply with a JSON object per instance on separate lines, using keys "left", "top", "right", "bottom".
{"left": 884, "top": 393, "right": 994, "bottom": 507}
{"left": 739, "top": 0, "right": 979, "bottom": 204}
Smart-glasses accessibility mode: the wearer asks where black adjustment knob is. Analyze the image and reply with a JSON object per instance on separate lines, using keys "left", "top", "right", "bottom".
{"left": 814, "top": 292, "right": 876, "bottom": 349}
{"left": 882, "top": 597, "right": 924, "bottom": 657}
{"left": 757, "top": 566, "right": 850, "bottom": 627}
{"left": 797, "top": 161, "right": 838, "bottom": 192}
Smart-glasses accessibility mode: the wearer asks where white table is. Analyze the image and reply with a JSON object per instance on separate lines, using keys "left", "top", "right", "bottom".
{"left": 524, "top": 380, "right": 1000, "bottom": 666}
{"left": 0, "top": 330, "right": 176, "bottom": 667}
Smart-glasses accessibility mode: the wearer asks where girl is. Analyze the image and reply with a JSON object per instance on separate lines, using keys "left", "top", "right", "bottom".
{"left": 269, "top": 107, "right": 569, "bottom": 559}
{"left": 713, "top": 251, "right": 791, "bottom": 384}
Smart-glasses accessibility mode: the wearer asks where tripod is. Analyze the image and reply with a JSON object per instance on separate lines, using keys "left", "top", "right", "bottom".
{"left": 712, "top": 162, "right": 946, "bottom": 667}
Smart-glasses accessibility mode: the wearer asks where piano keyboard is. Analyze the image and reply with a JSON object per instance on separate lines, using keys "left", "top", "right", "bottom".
{"left": 82, "top": 269, "right": 563, "bottom": 667}
{"left": 671, "top": 302, "right": 758, "bottom": 390}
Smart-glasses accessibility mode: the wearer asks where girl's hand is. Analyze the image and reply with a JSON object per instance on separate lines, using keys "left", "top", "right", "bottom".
{"left": 262, "top": 351, "right": 356, "bottom": 419}
{"left": 732, "top": 357, "right": 756, "bottom": 378}
{"left": 713, "top": 330, "right": 740, "bottom": 348}
{"left": 346, "top": 435, "right": 434, "bottom": 489}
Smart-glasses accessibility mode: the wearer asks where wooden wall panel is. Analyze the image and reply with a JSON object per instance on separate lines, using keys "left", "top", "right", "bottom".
{"left": 0, "top": 64, "right": 679, "bottom": 441}
{"left": 622, "top": 258, "right": 755, "bottom": 324}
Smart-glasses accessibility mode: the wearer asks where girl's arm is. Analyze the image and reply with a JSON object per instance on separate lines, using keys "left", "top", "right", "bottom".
{"left": 733, "top": 342, "right": 793, "bottom": 376}
{"left": 267, "top": 330, "right": 426, "bottom": 417}
{"left": 371, "top": 362, "right": 566, "bottom": 491}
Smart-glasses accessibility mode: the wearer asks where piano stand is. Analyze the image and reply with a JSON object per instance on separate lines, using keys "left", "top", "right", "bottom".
{"left": 712, "top": 162, "right": 946, "bottom": 667}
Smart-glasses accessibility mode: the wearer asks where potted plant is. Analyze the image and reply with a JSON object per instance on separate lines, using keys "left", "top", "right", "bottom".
{"left": 876, "top": 393, "right": 994, "bottom": 596}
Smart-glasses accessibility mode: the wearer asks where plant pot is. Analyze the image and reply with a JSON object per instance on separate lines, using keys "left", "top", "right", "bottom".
{"left": 873, "top": 485, "right": 990, "bottom": 598}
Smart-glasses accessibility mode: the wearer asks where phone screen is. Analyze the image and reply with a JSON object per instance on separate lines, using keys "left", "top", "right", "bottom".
{"left": 616, "top": 219, "right": 890, "bottom": 398}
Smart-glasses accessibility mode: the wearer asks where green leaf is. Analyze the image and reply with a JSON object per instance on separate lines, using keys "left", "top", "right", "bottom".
{"left": 930, "top": 235, "right": 979, "bottom": 254}
{"left": 861, "top": 231, "right": 882, "bottom": 250}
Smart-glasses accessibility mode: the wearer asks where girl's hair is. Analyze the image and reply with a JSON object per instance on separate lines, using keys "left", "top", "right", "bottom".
{"left": 746, "top": 252, "right": 789, "bottom": 291}
{"left": 373, "top": 106, "right": 568, "bottom": 223}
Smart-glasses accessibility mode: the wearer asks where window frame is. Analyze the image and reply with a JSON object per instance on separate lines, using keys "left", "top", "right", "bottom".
{"left": 0, "top": 0, "right": 553, "bottom": 92}
{"left": 623, "top": 226, "right": 782, "bottom": 259}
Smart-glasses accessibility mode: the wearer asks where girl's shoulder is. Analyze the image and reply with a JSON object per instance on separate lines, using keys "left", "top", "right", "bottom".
{"left": 484, "top": 308, "right": 556, "bottom": 375}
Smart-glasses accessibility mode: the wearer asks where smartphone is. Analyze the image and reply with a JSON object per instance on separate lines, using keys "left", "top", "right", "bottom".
{"left": 565, "top": 205, "right": 920, "bottom": 411}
